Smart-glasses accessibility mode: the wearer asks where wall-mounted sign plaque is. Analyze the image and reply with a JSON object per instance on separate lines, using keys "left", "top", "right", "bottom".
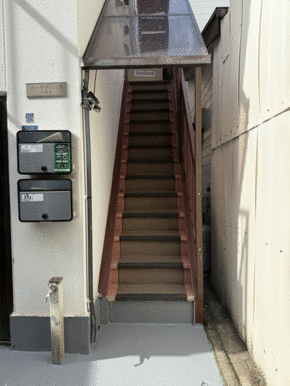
{"left": 26, "top": 82, "right": 67, "bottom": 98}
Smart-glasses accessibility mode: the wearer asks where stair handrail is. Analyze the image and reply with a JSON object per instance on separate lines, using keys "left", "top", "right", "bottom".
{"left": 170, "top": 68, "right": 201, "bottom": 316}
{"left": 98, "top": 78, "right": 130, "bottom": 297}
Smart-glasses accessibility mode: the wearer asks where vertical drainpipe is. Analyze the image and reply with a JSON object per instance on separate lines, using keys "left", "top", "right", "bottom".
{"left": 82, "top": 69, "right": 97, "bottom": 343}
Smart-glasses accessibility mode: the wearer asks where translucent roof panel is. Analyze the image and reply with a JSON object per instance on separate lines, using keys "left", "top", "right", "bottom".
{"left": 83, "top": 0, "right": 210, "bottom": 69}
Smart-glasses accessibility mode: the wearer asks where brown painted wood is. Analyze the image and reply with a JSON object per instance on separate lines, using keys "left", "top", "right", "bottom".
{"left": 195, "top": 67, "right": 203, "bottom": 322}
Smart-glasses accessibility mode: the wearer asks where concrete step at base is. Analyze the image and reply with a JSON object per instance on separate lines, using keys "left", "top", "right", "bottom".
{"left": 129, "top": 135, "right": 171, "bottom": 146}
{"left": 128, "top": 147, "right": 172, "bottom": 161}
{"left": 127, "top": 162, "right": 173, "bottom": 175}
{"left": 126, "top": 178, "right": 175, "bottom": 192}
{"left": 131, "top": 100, "right": 169, "bottom": 111}
{"left": 122, "top": 217, "right": 178, "bottom": 231}
{"left": 119, "top": 268, "right": 184, "bottom": 285}
{"left": 100, "top": 298, "right": 194, "bottom": 324}
{"left": 130, "top": 111, "right": 169, "bottom": 121}
{"left": 129, "top": 122, "right": 170, "bottom": 133}
{"left": 131, "top": 92, "right": 168, "bottom": 101}
{"left": 125, "top": 196, "right": 177, "bottom": 210}
{"left": 121, "top": 240, "right": 181, "bottom": 256}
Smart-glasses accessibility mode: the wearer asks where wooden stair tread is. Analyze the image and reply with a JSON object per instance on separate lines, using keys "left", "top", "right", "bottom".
{"left": 128, "top": 145, "right": 172, "bottom": 148}
{"left": 125, "top": 175, "right": 175, "bottom": 179}
{"left": 124, "top": 191, "right": 177, "bottom": 197}
{"left": 123, "top": 209, "right": 179, "bottom": 217}
{"left": 121, "top": 230, "right": 180, "bottom": 237}
{"left": 119, "top": 255, "right": 182, "bottom": 264}
{"left": 129, "top": 132, "right": 171, "bottom": 136}
{"left": 120, "top": 233, "right": 180, "bottom": 242}
{"left": 118, "top": 255, "right": 183, "bottom": 269}
{"left": 126, "top": 160, "right": 174, "bottom": 163}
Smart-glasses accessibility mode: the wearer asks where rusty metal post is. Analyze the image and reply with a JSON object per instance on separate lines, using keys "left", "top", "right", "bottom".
{"left": 46, "top": 277, "right": 64, "bottom": 364}
{"left": 195, "top": 67, "right": 203, "bottom": 323}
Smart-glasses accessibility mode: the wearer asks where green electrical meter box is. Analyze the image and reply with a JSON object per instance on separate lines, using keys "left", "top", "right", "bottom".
{"left": 17, "top": 130, "right": 72, "bottom": 174}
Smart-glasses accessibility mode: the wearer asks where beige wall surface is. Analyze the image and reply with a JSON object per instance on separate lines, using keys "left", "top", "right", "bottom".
{"left": 4, "top": 0, "right": 87, "bottom": 317}
{"left": 3, "top": 0, "right": 123, "bottom": 318}
{"left": 211, "top": 1, "right": 290, "bottom": 385}
{"left": 87, "top": 69, "right": 124, "bottom": 298}
{"left": 0, "top": 0, "right": 6, "bottom": 91}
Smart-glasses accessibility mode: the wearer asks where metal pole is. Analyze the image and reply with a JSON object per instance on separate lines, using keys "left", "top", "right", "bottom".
{"left": 47, "top": 277, "right": 64, "bottom": 365}
{"left": 82, "top": 69, "right": 97, "bottom": 343}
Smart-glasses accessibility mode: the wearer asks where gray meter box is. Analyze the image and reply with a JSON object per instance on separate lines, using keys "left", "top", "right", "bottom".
{"left": 17, "top": 130, "right": 71, "bottom": 174}
{"left": 18, "top": 179, "right": 73, "bottom": 222}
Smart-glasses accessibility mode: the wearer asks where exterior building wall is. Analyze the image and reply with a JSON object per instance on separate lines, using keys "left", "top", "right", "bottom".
{"left": 0, "top": 0, "right": 6, "bottom": 91}
{"left": 4, "top": 0, "right": 86, "bottom": 318}
{"left": 211, "top": 1, "right": 290, "bottom": 384}
{"left": 1, "top": 0, "right": 124, "bottom": 352}
{"left": 77, "top": 0, "right": 124, "bottom": 299}
{"left": 88, "top": 69, "right": 124, "bottom": 297}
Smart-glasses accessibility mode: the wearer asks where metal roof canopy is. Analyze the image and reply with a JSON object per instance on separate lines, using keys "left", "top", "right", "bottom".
{"left": 82, "top": 0, "right": 211, "bottom": 69}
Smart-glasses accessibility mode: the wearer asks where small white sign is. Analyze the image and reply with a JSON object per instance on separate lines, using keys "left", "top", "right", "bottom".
{"left": 21, "top": 144, "right": 43, "bottom": 153}
{"left": 21, "top": 193, "right": 44, "bottom": 202}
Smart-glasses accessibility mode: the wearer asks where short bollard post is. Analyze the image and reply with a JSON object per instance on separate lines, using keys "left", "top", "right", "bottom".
{"left": 46, "top": 277, "right": 64, "bottom": 364}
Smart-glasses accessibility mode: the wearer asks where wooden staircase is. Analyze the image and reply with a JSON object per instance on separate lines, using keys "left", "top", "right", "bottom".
{"left": 100, "top": 79, "right": 198, "bottom": 324}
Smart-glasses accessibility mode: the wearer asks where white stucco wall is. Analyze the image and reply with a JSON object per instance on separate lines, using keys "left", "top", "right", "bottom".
{"left": 77, "top": 0, "right": 124, "bottom": 298}
{"left": 88, "top": 69, "right": 124, "bottom": 297}
{"left": 4, "top": 0, "right": 87, "bottom": 317}
{"left": 77, "top": 0, "right": 105, "bottom": 56}
{"left": 0, "top": 0, "right": 6, "bottom": 91}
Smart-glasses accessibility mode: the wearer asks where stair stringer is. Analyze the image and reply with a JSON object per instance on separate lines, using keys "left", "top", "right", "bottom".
{"left": 107, "top": 86, "right": 132, "bottom": 301}
{"left": 168, "top": 84, "right": 196, "bottom": 302}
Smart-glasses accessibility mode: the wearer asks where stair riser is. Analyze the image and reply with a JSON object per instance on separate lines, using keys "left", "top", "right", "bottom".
{"left": 100, "top": 299, "right": 194, "bottom": 324}
{"left": 130, "top": 111, "right": 169, "bottom": 121}
{"left": 121, "top": 241, "right": 181, "bottom": 256}
{"left": 132, "top": 83, "right": 168, "bottom": 91}
{"left": 128, "top": 147, "right": 172, "bottom": 160}
{"left": 127, "top": 162, "right": 174, "bottom": 175}
{"left": 129, "top": 122, "right": 170, "bottom": 133}
{"left": 131, "top": 101, "right": 169, "bottom": 111}
{"left": 122, "top": 218, "right": 178, "bottom": 231}
{"left": 131, "top": 92, "right": 168, "bottom": 101}
{"left": 119, "top": 268, "right": 184, "bottom": 285}
{"left": 125, "top": 197, "right": 177, "bottom": 210}
{"left": 126, "top": 178, "right": 175, "bottom": 191}
{"left": 129, "top": 136, "right": 171, "bottom": 147}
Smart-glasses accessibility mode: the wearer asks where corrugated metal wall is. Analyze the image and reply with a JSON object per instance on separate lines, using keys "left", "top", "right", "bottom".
{"left": 211, "top": 1, "right": 290, "bottom": 385}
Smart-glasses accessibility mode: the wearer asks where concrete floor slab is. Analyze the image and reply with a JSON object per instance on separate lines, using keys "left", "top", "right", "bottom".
{"left": 0, "top": 324, "right": 224, "bottom": 386}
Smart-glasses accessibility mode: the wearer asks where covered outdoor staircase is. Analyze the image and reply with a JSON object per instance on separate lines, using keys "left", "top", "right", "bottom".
{"left": 99, "top": 73, "right": 203, "bottom": 324}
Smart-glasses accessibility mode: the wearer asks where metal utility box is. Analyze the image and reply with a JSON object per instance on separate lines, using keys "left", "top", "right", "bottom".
{"left": 17, "top": 130, "right": 72, "bottom": 174}
{"left": 18, "top": 179, "right": 73, "bottom": 222}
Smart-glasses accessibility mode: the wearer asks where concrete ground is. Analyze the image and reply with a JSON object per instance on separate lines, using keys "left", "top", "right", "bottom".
{"left": 204, "top": 278, "right": 266, "bottom": 386}
{"left": 0, "top": 280, "right": 267, "bottom": 386}
{"left": 0, "top": 324, "right": 224, "bottom": 386}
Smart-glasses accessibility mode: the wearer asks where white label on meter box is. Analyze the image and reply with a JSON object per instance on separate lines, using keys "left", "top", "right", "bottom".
{"left": 21, "top": 144, "right": 43, "bottom": 153}
{"left": 21, "top": 193, "right": 44, "bottom": 202}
